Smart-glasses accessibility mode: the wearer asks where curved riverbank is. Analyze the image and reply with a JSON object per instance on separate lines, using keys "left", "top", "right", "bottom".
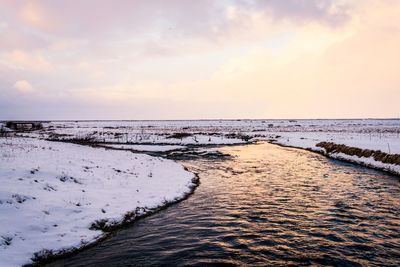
{"left": 4, "top": 137, "right": 399, "bottom": 266}
{"left": 45, "top": 142, "right": 400, "bottom": 267}
{"left": 0, "top": 138, "right": 198, "bottom": 267}
{"left": 269, "top": 141, "right": 400, "bottom": 177}
{"left": 33, "top": 140, "right": 400, "bottom": 266}
{"left": 29, "top": 174, "right": 200, "bottom": 266}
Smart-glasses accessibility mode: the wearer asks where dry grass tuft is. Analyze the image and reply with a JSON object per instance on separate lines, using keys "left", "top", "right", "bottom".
{"left": 316, "top": 142, "right": 400, "bottom": 165}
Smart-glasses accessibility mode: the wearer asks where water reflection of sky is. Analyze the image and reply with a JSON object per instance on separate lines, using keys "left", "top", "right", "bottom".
{"left": 49, "top": 143, "right": 400, "bottom": 267}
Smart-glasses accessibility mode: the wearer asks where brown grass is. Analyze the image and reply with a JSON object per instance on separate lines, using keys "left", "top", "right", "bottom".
{"left": 316, "top": 142, "right": 400, "bottom": 165}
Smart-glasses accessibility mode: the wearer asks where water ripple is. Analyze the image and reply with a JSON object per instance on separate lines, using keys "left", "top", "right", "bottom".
{"left": 48, "top": 143, "right": 400, "bottom": 267}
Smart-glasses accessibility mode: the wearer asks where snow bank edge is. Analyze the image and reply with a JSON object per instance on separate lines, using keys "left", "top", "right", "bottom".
{"left": 28, "top": 173, "right": 200, "bottom": 266}
{"left": 269, "top": 141, "right": 400, "bottom": 177}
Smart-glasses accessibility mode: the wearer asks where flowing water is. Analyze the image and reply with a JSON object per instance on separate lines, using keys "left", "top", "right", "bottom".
{"left": 48, "top": 143, "right": 400, "bottom": 266}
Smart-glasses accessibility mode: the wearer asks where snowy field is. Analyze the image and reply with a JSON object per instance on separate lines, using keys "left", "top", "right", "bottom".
{"left": 264, "top": 130, "right": 400, "bottom": 175}
{"left": 1, "top": 119, "right": 399, "bottom": 266}
{"left": 28, "top": 119, "right": 400, "bottom": 173}
{"left": 9, "top": 119, "right": 400, "bottom": 174}
{"left": 0, "top": 138, "right": 195, "bottom": 266}
{"left": 13, "top": 119, "right": 400, "bottom": 150}
{"left": 14, "top": 119, "right": 398, "bottom": 153}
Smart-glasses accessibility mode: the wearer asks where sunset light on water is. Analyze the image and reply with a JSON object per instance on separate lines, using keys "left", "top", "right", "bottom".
{"left": 1, "top": 1, "right": 399, "bottom": 266}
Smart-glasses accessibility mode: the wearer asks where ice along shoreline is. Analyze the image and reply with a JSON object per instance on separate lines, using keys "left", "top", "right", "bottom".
{"left": 1, "top": 119, "right": 400, "bottom": 265}
{"left": 0, "top": 138, "right": 199, "bottom": 267}
{"left": 30, "top": 139, "right": 399, "bottom": 266}
{"left": 29, "top": 175, "right": 200, "bottom": 267}
{"left": 268, "top": 140, "right": 400, "bottom": 177}
{"left": 8, "top": 119, "right": 398, "bottom": 176}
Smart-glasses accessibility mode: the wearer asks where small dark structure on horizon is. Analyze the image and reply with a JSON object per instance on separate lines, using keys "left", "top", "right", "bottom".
{"left": 4, "top": 121, "right": 47, "bottom": 131}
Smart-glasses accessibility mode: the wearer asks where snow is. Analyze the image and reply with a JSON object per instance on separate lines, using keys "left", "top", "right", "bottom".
{"left": 267, "top": 132, "right": 400, "bottom": 175}
{"left": 13, "top": 119, "right": 400, "bottom": 174}
{"left": 15, "top": 119, "right": 400, "bottom": 175}
{"left": 2, "top": 119, "right": 399, "bottom": 265}
{"left": 17, "top": 119, "right": 399, "bottom": 150}
{"left": 159, "top": 134, "right": 246, "bottom": 145}
{"left": 328, "top": 152, "right": 400, "bottom": 175}
{"left": 0, "top": 123, "right": 12, "bottom": 133}
{"left": 265, "top": 132, "right": 400, "bottom": 154}
{"left": 0, "top": 138, "right": 195, "bottom": 267}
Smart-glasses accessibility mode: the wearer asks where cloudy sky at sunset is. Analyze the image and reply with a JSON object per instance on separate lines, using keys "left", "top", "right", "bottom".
{"left": 1, "top": 0, "right": 399, "bottom": 119}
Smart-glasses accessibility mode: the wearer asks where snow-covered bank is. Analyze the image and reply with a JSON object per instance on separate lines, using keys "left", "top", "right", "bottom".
{"left": 324, "top": 151, "right": 400, "bottom": 175}
{"left": 14, "top": 119, "right": 400, "bottom": 175}
{"left": 266, "top": 131, "right": 400, "bottom": 154}
{"left": 269, "top": 135, "right": 400, "bottom": 176}
{"left": 315, "top": 142, "right": 400, "bottom": 175}
{"left": 0, "top": 138, "right": 196, "bottom": 266}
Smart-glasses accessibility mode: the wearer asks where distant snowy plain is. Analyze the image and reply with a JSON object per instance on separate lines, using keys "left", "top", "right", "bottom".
{"left": 1, "top": 119, "right": 399, "bottom": 266}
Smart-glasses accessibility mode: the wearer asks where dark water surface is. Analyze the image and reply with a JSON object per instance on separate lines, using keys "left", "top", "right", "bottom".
{"left": 48, "top": 143, "right": 400, "bottom": 266}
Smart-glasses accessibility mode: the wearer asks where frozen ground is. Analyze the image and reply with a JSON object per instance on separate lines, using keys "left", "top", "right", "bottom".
{"left": 16, "top": 119, "right": 399, "bottom": 151}
{"left": 0, "top": 138, "right": 195, "bottom": 266}
{"left": 266, "top": 131, "right": 400, "bottom": 154}
{"left": 20, "top": 119, "right": 400, "bottom": 173}
{"left": 6, "top": 119, "right": 400, "bottom": 170}
{"left": 1, "top": 119, "right": 399, "bottom": 266}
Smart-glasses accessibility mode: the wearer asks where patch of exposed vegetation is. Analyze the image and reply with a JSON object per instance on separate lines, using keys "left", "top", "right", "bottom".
{"left": 316, "top": 142, "right": 400, "bottom": 165}
{"left": 90, "top": 207, "right": 148, "bottom": 232}
{"left": 12, "top": 194, "right": 32, "bottom": 204}
{"left": 58, "top": 175, "right": 82, "bottom": 184}
{"left": 49, "top": 134, "right": 99, "bottom": 145}
{"left": 166, "top": 132, "right": 193, "bottom": 139}
{"left": 165, "top": 149, "right": 232, "bottom": 160}
{"left": 1, "top": 236, "right": 12, "bottom": 247}
{"left": 29, "top": 173, "right": 200, "bottom": 266}
{"left": 224, "top": 133, "right": 252, "bottom": 141}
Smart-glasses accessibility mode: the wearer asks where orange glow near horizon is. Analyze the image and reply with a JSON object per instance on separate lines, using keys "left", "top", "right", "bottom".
{"left": 0, "top": 0, "right": 399, "bottom": 119}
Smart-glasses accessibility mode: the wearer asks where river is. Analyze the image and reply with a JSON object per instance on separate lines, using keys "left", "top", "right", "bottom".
{"left": 48, "top": 142, "right": 400, "bottom": 266}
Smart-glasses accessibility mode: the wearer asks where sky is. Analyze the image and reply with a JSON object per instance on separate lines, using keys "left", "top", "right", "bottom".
{"left": 0, "top": 0, "right": 399, "bottom": 120}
